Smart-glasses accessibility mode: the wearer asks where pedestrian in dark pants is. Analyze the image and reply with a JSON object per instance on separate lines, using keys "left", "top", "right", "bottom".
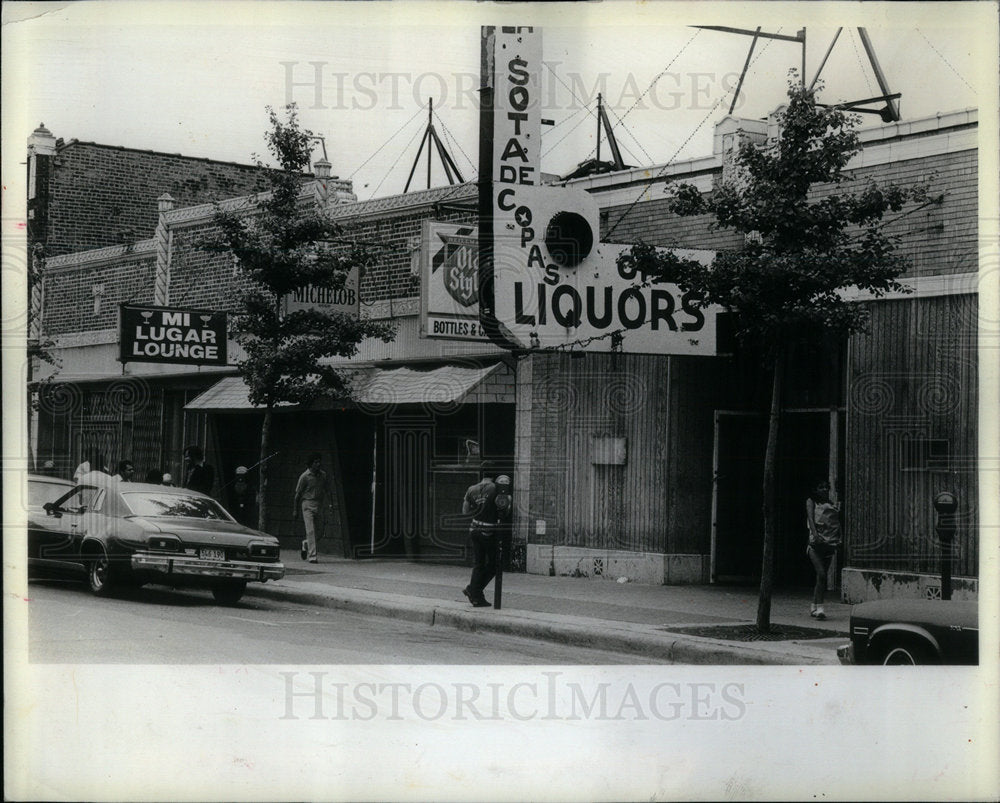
{"left": 461, "top": 463, "right": 502, "bottom": 607}
{"left": 183, "top": 445, "right": 215, "bottom": 496}
{"left": 806, "top": 479, "right": 841, "bottom": 620}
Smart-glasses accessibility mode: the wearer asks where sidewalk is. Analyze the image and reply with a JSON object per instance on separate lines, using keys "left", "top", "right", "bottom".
{"left": 245, "top": 549, "right": 852, "bottom": 664}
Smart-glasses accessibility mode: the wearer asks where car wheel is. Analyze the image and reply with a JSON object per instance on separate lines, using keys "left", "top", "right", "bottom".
{"left": 211, "top": 580, "right": 246, "bottom": 606}
{"left": 880, "top": 641, "right": 933, "bottom": 665}
{"left": 87, "top": 546, "right": 115, "bottom": 596}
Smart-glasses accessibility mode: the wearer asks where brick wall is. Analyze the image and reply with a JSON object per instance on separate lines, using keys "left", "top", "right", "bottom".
{"left": 602, "top": 149, "right": 977, "bottom": 279}
{"left": 169, "top": 223, "right": 256, "bottom": 312}
{"left": 342, "top": 208, "right": 476, "bottom": 303}
{"left": 39, "top": 143, "right": 976, "bottom": 339}
{"left": 43, "top": 251, "right": 157, "bottom": 335}
{"left": 38, "top": 142, "right": 271, "bottom": 256}
{"left": 151, "top": 201, "right": 477, "bottom": 311}
{"left": 463, "top": 362, "right": 515, "bottom": 404}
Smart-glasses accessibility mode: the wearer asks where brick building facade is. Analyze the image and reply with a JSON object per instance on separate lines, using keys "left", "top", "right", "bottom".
{"left": 27, "top": 125, "right": 273, "bottom": 257}
{"left": 29, "top": 107, "right": 980, "bottom": 600}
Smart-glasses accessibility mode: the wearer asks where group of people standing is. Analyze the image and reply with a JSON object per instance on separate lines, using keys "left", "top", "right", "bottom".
{"left": 66, "top": 445, "right": 260, "bottom": 528}
{"left": 69, "top": 446, "right": 210, "bottom": 490}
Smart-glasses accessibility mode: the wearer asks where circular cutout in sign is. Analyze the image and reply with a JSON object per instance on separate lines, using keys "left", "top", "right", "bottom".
{"left": 545, "top": 211, "right": 593, "bottom": 268}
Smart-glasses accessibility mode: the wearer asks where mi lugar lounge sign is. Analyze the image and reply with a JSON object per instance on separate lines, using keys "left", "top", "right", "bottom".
{"left": 120, "top": 304, "right": 228, "bottom": 366}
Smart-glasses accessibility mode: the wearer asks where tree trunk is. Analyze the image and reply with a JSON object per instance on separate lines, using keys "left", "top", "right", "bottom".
{"left": 257, "top": 405, "right": 273, "bottom": 532}
{"left": 756, "top": 349, "right": 785, "bottom": 632}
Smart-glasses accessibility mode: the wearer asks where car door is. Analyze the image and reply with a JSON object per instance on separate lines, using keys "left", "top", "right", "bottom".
{"left": 27, "top": 479, "right": 72, "bottom": 564}
{"left": 34, "top": 485, "right": 104, "bottom": 574}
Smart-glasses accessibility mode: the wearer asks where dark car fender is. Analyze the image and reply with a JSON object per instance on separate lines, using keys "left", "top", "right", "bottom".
{"left": 866, "top": 622, "right": 941, "bottom": 661}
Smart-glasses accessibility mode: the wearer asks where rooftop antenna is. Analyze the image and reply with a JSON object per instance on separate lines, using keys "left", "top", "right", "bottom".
{"left": 560, "top": 93, "right": 632, "bottom": 180}
{"left": 404, "top": 98, "right": 466, "bottom": 192}
{"left": 309, "top": 135, "right": 328, "bottom": 161}
{"left": 596, "top": 93, "right": 628, "bottom": 172}
{"left": 695, "top": 25, "right": 901, "bottom": 123}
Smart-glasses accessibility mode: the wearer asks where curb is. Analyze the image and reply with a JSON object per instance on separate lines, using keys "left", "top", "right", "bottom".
{"left": 246, "top": 582, "right": 838, "bottom": 665}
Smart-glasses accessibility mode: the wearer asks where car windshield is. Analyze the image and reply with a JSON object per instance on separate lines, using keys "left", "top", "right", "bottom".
{"left": 28, "top": 479, "right": 73, "bottom": 508}
{"left": 122, "top": 491, "right": 234, "bottom": 521}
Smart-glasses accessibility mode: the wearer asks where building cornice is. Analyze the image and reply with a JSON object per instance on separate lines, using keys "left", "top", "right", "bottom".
{"left": 45, "top": 240, "right": 156, "bottom": 272}
{"left": 565, "top": 107, "right": 978, "bottom": 204}
{"left": 330, "top": 183, "right": 477, "bottom": 222}
{"left": 844, "top": 271, "right": 980, "bottom": 301}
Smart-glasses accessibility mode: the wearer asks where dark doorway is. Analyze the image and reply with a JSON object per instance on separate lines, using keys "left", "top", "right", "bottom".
{"left": 335, "top": 411, "right": 377, "bottom": 558}
{"left": 775, "top": 412, "right": 838, "bottom": 587}
{"left": 713, "top": 413, "right": 767, "bottom": 582}
{"left": 365, "top": 403, "right": 515, "bottom": 562}
{"left": 713, "top": 410, "right": 843, "bottom": 587}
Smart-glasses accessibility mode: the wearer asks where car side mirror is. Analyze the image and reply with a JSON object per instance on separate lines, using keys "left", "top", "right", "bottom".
{"left": 43, "top": 502, "right": 62, "bottom": 518}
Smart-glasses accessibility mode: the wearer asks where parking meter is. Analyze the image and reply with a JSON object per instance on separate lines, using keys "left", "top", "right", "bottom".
{"left": 933, "top": 492, "right": 958, "bottom": 537}
{"left": 933, "top": 491, "right": 958, "bottom": 600}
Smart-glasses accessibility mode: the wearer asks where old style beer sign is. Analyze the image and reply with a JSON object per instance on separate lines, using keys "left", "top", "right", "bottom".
{"left": 419, "top": 221, "right": 489, "bottom": 340}
{"left": 120, "top": 305, "right": 228, "bottom": 366}
{"left": 479, "top": 26, "right": 718, "bottom": 356}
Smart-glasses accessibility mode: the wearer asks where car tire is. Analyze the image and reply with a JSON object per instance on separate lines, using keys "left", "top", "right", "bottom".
{"left": 211, "top": 580, "right": 246, "bottom": 606}
{"left": 87, "top": 546, "right": 116, "bottom": 597}
{"left": 879, "top": 640, "right": 934, "bottom": 665}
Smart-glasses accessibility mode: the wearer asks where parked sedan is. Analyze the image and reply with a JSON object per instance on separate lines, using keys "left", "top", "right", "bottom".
{"left": 28, "top": 472, "right": 283, "bottom": 604}
{"left": 837, "top": 599, "right": 978, "bottom": 665}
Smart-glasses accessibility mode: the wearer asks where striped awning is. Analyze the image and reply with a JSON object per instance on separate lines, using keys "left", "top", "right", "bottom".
{"left": 184, "top": 363, "right": 503, "bottom": 412}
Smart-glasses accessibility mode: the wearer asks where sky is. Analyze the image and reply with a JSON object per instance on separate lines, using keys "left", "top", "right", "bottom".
{"left": 2, "top": 1, "right": 991, "bottom": 206}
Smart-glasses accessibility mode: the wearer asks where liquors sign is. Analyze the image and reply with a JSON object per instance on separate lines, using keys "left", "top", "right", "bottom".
{"left": 120, "top": 305, "right": 228, "bottom": 366}
{"left": 479, "top": 26, "right": 718, "bottom": 356}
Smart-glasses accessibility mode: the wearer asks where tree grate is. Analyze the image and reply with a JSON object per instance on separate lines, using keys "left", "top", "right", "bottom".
{"left": 660, "top": 623, "right": 842, "bottom": 642}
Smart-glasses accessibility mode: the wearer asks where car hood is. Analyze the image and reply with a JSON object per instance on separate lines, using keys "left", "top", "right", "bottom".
{"left": 127, "top": 516, "right": 278, "bottom": 544}
{"left": 852, "top": 599, "right": 978, "bottom": 629}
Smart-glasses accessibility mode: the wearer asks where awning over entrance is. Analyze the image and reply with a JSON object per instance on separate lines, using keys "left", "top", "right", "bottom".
{"left": 184, "top": 363, "right": 504, "bottom": 412}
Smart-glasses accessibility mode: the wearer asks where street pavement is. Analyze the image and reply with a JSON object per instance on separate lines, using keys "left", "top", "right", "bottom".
{"left": 246, "top": 550, "right": 852, "bottom": 664}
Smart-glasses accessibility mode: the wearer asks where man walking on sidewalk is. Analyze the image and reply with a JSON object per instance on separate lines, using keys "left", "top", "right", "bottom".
{"left": 461, "top": 462, "right": 502, "bottom": 607}
{"left": 293, "top": 452, "right": 333, "bottom": 564}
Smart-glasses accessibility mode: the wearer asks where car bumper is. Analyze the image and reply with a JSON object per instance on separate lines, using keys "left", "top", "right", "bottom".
{"left": 131, "top": 553, "right": 284, "bottom": 582}
{"left": 837, "top": 642, "right": 855, "bottom": 665}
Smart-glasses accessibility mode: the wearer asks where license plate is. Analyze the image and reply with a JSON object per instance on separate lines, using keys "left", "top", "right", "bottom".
{"left": 200, "top": 548, "right": 226, "bottom": 561}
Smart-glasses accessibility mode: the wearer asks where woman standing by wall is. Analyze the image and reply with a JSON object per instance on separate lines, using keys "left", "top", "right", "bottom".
{"left": 806, "top": 479, "right": 841, "bottom": 620}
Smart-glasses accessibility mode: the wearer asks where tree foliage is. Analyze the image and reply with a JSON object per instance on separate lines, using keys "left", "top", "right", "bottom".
{"left": 208, "top": 104, "right": 395, "bottom": 529}
{"left": 618, "top": 78, "right": 932, "bottom": 355}
{"left": 211, "top": 104, "right": 395, "bottom": 408}
{"left": 618, "top": 77, "right": 933, "bottom": 630}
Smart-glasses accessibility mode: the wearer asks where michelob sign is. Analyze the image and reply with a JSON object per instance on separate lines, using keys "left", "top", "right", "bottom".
{"left": 479, "top": 26, "right": 718, "bottom": 356}
{"left": 420, "top": 220, "right": 489, "bottom": 340}
{"left": 120, "top": 305, "right": 228, "bottom": 366}
{"left": 281, "top": 264, "right": 360, "bottom": 318}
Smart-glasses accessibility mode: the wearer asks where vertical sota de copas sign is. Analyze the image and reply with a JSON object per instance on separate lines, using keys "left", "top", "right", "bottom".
{"left": 120, "top": 304, "right": 228, "bottom": 365}
{"left": 478, "top": 26, "right": 719, "bottom": 356}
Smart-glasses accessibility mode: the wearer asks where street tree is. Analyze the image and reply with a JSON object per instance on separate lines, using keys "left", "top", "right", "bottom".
{"left": 210, "top": 104, "right": 395, "bottom": 530}
{"left": 617, "top": 77, "right": 933, "bottom": 631}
